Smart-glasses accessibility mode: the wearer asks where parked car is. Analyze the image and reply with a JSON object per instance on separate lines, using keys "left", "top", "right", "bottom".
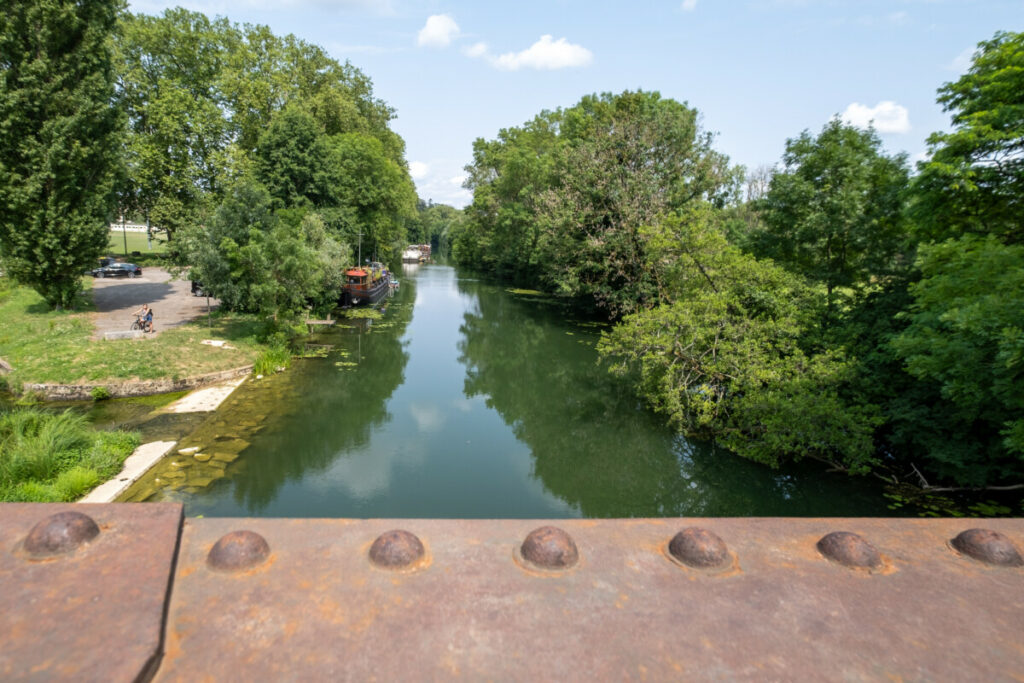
{"left": 191, "top": 280, "right": 207, "bottom": 297}
{"left": 92, "top": 262, "right": 142, "bottom": 278}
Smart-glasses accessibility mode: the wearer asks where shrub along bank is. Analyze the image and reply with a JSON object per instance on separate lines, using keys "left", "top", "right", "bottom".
{"left": 0, "top": 407, "right": 139, "bottom": 502}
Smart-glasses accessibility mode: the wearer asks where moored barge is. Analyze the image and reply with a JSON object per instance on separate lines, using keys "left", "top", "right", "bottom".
{"left": 340, "top": 263, "right": 390, "bottom": 306}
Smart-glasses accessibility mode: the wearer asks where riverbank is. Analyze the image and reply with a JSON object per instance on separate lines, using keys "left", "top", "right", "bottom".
{"left": 80, "top": 375, "right": 249, "bottom": 502}
{"left": 0, "top": 277, "right": 264, "bottom": 395}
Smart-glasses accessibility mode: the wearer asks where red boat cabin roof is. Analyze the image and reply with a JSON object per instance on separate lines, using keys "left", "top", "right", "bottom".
{"left": 346, "top": 269, "right": 367, "bottom": 277}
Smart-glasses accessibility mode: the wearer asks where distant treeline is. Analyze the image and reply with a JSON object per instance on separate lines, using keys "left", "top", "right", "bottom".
{"left": 449, "top": 32, "right": 1024, "bottom": 491}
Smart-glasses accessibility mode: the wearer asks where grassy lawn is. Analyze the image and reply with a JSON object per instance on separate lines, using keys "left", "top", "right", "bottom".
{"left": 0, "top": 278, "right": 265, "bottom": 389}
{"left": 107, "top": 229, "right": 168, "bottom": 255}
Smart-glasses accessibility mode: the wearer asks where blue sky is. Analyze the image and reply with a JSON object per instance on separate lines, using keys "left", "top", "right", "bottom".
{"left": 127, "top": 0, "right": 1021, "bottom": 206}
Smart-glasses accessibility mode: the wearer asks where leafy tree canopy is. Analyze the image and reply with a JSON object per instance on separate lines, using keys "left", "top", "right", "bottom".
{"left": 115, "top": 8, "right": 410, "bottom": 243}
{"left": 753, "top": 119, "right": 910, "bottom": 321}
{"left": 598, "top": 212, "right": 879, "bottom": 472}
{"left": 911, "top": 31, "right": 1024, "bottom": 244}
{"left": 889, "top": 236, "right": 1024, "bottom": 485}
{"left": 175, "top": 179, "right": 349, "bottom": 319}
{"left": 458, "top": 90, "right": 740, "bottom": 317}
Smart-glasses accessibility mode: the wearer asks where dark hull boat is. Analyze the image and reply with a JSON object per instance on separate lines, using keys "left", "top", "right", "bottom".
{"left": 340, "top": 266, "right": 390, "bottom": 306}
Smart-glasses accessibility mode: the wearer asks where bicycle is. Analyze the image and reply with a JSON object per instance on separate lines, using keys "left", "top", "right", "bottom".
{"left": 130, "top": 316, "right": 145, "bottom": 332}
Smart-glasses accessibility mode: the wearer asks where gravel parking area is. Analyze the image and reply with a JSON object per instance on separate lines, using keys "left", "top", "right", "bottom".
{"left": 91, "top": 267, "right": 218, "bottom": 339}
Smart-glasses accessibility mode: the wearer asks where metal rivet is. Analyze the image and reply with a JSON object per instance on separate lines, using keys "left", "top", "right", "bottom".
{"left": 207, "top": 530, "right": 270, "bottom": 572}
{"left": 668, "top": 527, "right": 729, "bottom": 569}
{"left": 369, "top": 530, "right": 425, "bottom": 570}
{"left": 23, "top": 511, "right": 99, "bottom": 558}
{"left": 520, "top": 526, "right": 579, "bottom": 570}
{"left": 951, "top": 528, "right": 1023, "bottom": 567}
{"left": 816, "top": 531, "right": 882, "bottom": 570}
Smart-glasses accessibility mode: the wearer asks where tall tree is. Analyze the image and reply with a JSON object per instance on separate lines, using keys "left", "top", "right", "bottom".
{"left": 116, "top": 9, "right": 230, "bottom": 240}
{"left": 888, "top": 236, "right": 1024, "bottom": 486}
{"left": 911, "top": 31, "right": 1024, "bottom": 244}
{"left": 175, "top": 178, "right": 349, "bottom": 319}
{"left": 252, "top": 104, "right": 416, "bottom": 259}
{"left": 0, "top": 0, "right": 123, "bottom": 309}
{"left": 460, "top": 90, "right": 739, "bottom": 317}
{"left": 754, "top": 120, "right": 909, "bottom": 323}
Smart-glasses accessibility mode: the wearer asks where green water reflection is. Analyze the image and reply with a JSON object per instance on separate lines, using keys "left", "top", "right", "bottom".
{"left": 121, "top": 263, "right": 895, "bottom": 517}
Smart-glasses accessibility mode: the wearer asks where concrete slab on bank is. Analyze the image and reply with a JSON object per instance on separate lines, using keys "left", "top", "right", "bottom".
{"left": 80, "top": 441, "right": 177, "bottom": 503}
{"left": 161, "top": 376, "right": 247, "bottom": 413}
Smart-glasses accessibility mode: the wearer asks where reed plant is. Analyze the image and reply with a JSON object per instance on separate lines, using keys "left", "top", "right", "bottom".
{"left": 0, "top": 408, "right": 138, "bottom": 502}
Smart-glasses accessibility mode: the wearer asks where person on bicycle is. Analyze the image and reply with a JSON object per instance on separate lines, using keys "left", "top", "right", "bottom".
{"left": 132, "top": 304, "right": 154, "bottom": 333}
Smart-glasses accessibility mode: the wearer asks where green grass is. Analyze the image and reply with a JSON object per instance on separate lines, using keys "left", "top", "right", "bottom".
{"left": 0, "top": 277, "right": 264, "bottom": 386}
{"left": 253, "top": 344, "right": 291, "bottom": 376}
{"left": 106, "top": 229, "right": 169, "bottom": 256}
{"left": 0, "top": 407, "right": 139, "bottom": 502}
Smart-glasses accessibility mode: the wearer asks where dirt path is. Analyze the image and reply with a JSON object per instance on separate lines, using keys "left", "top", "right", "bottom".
{"left": 91, "top": 267, "right": 219, "bottom": 339}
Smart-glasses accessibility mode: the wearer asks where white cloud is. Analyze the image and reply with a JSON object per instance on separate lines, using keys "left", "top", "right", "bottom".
{"left": 840, "top": 101, "right": 911, "bottom": 134}
{"left": 408, "top": 158, "right": 472, "bottom": 207}
{"left": 887, "top": 11, "right": 908, "bottom": 25}
{"left": 488, "top": 35, "right": 593, "bottom": 71}
{"left": 408, "top": 161, "right": 429, "bottom": 179}
{"left": 681, "top": 0, "right": 697, "bottom": 10}
{"left": 464, "top": 42, "right": 488, "bottom": 58}
{"left": 417, "top": 14, "right": 460, "bottom": 48}
{"left": 949, "top": 46, "right": 975, "bottom": 72}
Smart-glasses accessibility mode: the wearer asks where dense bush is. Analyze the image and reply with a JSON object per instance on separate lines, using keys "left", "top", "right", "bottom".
{"left": 0, "top": 408, "right": 139, "bottom": 502}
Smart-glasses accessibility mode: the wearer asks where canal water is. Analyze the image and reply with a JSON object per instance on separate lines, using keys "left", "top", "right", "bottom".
{"left": 120, "top": 262, "right": 897, "bottom": 518}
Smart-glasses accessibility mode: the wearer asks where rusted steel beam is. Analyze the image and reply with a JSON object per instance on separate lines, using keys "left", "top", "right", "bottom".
{"left": 0, "top": 503, "right": 183, "bottom": 681}
{"left": 157, "top": 518, "right": 1024, "bottom": 681}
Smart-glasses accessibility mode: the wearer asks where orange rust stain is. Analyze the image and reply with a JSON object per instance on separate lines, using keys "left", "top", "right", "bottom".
{"left": 162, "top": 627, "right": 184, "bottom": 662}
{"left": 178, "top": 565, "right": 196, "bottom": 578}
{"left": 29, "top": 660, "right": 53, "bottom": 674}
{"left": 441, "top": 654, "right": 461, "bottom": 676}
{"left": 316, "top": 595, "right": 344, "bottom": 621}
{"left": 350, "top": 604, "right": 382, "bottom": 634}
{"left": 282, "top": 619, "right": 299, "bottom": 639}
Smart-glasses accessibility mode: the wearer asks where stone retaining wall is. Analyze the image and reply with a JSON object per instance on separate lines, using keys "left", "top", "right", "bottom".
{"left": 23, "top": 365, "right": 253, "bottom": 401}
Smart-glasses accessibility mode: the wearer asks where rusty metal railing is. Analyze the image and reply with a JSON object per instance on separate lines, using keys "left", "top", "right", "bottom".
{"left": 2, "top": 503, "right": 1022, "bottom": 681}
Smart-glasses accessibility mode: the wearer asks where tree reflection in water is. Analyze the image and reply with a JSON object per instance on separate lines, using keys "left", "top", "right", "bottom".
{"left": 455, "top": 277, "right": 893, "bottom": 517}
